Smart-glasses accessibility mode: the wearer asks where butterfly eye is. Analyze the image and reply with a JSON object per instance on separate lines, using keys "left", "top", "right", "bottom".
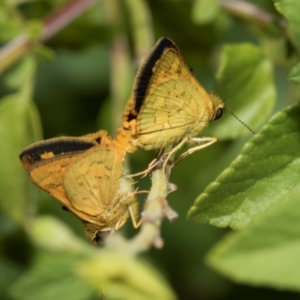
{"left": 214, "top": 107, "right": 223, "bottom": 120}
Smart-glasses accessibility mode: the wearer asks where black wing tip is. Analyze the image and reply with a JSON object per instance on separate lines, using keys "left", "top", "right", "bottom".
{"left": 19, "top": 138, "right": 96, "bottom": 166}
{"left": 159, "top": 37, "right": 174, "bottom": 46}
{"left": 127, "top": 37, "right": 177, "bottom": 121}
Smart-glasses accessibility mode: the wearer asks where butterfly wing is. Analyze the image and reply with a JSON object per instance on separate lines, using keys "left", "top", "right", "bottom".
{"left": 123, "top": 37, "right": 224, "bottom": 150}
{"left": 63, "top": 146, "right": 121, "bottom": 215}
{"left": 63, "top": 142, "right": 135, "bottom": 227}
{"left": 63, "top": 142, "right": 138, "bottom": 242}
{"left": 19, "top": 131, "right": 110, "bottom": 209}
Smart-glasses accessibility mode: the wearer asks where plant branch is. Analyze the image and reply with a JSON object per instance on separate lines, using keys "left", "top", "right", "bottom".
{"left": 106, "top": 155, "right": 178, "bottom": 256}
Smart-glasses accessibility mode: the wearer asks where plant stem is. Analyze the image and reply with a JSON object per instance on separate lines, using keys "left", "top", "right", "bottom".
{"left": 106, "top": 156, "right": 178, "bottom": 256}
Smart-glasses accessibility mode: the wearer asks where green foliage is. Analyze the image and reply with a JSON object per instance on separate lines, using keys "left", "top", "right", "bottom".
{"left": 206, "top": 190, "right": 300, "bottom": 290}
{"left": 79, "top": 252, "right": 176, "bottom": 300}
{"left": 10, "top": 216, "right": 176, "bottom": 300}
{"left": 207, "top": 43, "right": 275, "bottom": 139}
{"left": 289, "top": 61, "right": 300, "bottom": 83}
{"left": 192, "top": 0, "right": 220, "bottom": 24}
{"left": 8, "top": 252, "right": 94, "bottom": 300}
{"left": 188, "top": 102, "right": 300, "bottom": 228}
{"left": 274, "top": 0, "right": 300, "bottom": 51}
{"left": 0, "top": 57, "right": 42, "bottom": 224}
{"left": 1, "top": 0, "right": 300, "bottom": 299}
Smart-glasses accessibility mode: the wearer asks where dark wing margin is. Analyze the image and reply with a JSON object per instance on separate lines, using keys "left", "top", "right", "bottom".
{"left": 128, "top": 37, "right": 179, "bottom": 121}
{"left": 19, "top": 138, "right": 97, "bottom": 170}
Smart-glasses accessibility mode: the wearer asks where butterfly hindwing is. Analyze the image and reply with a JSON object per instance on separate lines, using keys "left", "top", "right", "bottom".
{"left": 63, "top": 142, "right": 138, "bottom": 232}
{"left": 63, "top": 146, "right": 122, "bottom": 215}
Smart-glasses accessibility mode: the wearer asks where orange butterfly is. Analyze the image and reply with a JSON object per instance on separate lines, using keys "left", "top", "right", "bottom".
{"left": 123, "top": 37, "right": 224, "bottom": 167}
{"left": 19, "top": 130, "right": 140, "bottom": 244}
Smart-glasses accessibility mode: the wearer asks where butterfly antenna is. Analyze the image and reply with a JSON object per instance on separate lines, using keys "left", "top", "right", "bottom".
{"left": 225, "top": 107, "right": 256, "bottom": 134}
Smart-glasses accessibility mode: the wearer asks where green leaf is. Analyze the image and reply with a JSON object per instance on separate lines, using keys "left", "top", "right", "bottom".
{"left": 125, "top": 0, "right": 154, "bottom": 57}
{"left": 8, "top": 253, "right": 94, "bottom": 300}
{"left": 26, "top": 19, "right": 44, "bottom": 42}
{"left": 288, "top": 61, "right": 300, "bottom": 84}
{"left": 28, "top": 217, "right": 177, "bottom": 300}
{"left": 109, "top": 36, "right": 134, "bottom": 131}
{"left": 206, "top": 189, "right": 300, "bottom": 291}
{"left": 192, "top": 0, "right": 220, "bottom": 24}
{"left": 0, "top": 4, "right": 22, "bottom": 41}
{"left": 273, "top": 0, "right": 300, "bottom": 51}
{"left": 78, "top": 252, "right": 177, "bottom": 300}
{"left": 29, "top": 216, "right": 92, "bottom": 254}
{"left": 188, "top": 102, "right": 300, "bottom": 229}
{"left": 6, "top": 0, "right": 42, "bottom": 6}
{"left": 0, "top": 256, "right": 23, "bottom": 297}
{"left": 0, "top": 57, "right": 42, "bottom": 224}
{"left": 206, "top": 44, "right": 276, "bottom": 139}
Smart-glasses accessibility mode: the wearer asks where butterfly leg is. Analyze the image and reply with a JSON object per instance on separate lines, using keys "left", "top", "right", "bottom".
{"left": 135, "top": 190, "right": 150, "bottom": 195}
{"left": 127, "top": 158, "right": 160, "bottom": 179}
{"left": 162, "top": 137, "right": 189, "bottom": 176}
{"left": 170, "top": 137, "right": 217, "bottom": 170}
{"left": 118, "top": 193, "right": 142, "bottom": 229}
{"left": 128, "top": 204, "right": 142, "bottom": 228}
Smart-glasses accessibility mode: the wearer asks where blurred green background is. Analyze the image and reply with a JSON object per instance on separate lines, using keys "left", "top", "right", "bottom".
{"left": 1, "top": 0, "right": 300, "bottom": 299}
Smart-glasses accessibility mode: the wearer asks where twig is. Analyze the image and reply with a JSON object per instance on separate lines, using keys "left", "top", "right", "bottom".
{"left": 42, "top": 0, "right": 98, "bottom": 41}
{"left": 106, "top": 155, "right": 178, "bottom": 256}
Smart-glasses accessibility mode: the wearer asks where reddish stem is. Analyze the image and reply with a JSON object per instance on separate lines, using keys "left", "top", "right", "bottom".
{"left": 43, "top": 0, "right": 97, "bottom": 41}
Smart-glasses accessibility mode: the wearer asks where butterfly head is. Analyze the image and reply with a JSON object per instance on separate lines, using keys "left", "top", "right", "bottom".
{"left": 209, "top": 94, "right": 255, "bottom": 134}
{"left": 92, "top": 230, "right": 111, "bottom": 245}
{"left": 84, "top": 222, "right": 111, "bottom": 245}
{"left": 209, "top": 94, "right": 225, "bottom": 121}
